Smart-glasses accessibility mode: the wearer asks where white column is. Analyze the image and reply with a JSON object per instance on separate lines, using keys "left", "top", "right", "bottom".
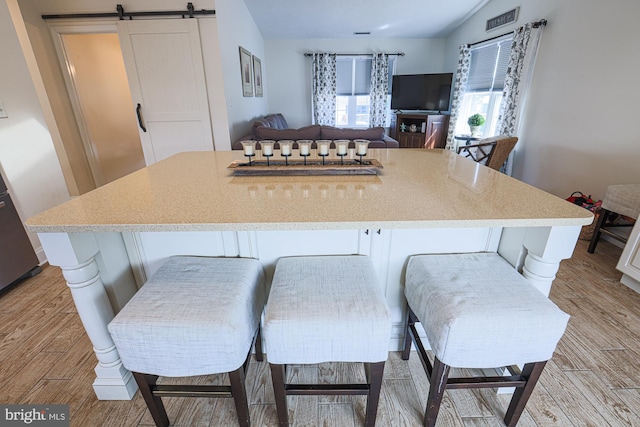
{"left": 39, "top": 233, "right": 138, "bottom": 400}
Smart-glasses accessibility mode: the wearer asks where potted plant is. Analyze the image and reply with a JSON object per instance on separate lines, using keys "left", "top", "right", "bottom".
{"left": 467, "top": 114, "right": 486, "bottom": 136}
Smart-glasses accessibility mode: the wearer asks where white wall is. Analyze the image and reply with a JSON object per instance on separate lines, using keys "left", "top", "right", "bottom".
{"left": 264, "top": 38, "right": 448, "bottom": 129}
{"left": 445, "top": 0, "right": 640, "bottom": 200}
{"left": 215, "top": 0, "right": 267, "bottom": 144}
{"left": 0, "top": 0, "right": 70, "bottom": 261}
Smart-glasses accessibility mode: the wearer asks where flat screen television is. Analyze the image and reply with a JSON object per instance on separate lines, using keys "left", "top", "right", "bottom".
{"left": 391, "top": 73, "right": 453, "bottom": 112}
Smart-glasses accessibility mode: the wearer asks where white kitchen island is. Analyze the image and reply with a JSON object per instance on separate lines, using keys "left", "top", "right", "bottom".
{"left": 26, "top": 149, "right": 592, "bottom": 400}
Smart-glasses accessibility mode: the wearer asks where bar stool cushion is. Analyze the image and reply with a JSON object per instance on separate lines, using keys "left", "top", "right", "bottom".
{"left": 405, "top": 253, "right": 569, "bottom": 368}
{"left": 602, "top": 184, "right": 640, "bottom": 219}
{"left": 264, "top": 255, "right": 391, "bottom": 364}
{"left": 108, "top": 256, "right": 266, "bottom": 377}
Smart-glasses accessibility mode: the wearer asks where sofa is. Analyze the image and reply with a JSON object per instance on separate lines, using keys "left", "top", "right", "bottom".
{"left": 232, "top": 113, "right": 399, "bottom": 150}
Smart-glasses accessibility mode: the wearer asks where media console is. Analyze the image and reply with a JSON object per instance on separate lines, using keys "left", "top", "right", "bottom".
{"left": 390, "top": 112, "right": 450, "bottom": 149}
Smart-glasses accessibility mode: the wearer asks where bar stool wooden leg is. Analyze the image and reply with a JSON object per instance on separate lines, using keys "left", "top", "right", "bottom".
{"left": 229, "top": 367, "right": 250, "bottom": 427}
{"left": 270, "top": 363, "right": 289, "bottom": 427}
{"left": 424, "top": 357, "right": 450, "bottom": 427}
{"left": 364, "top": 361, "right": 385, "bottom": 427}
{"left": 588, "top": 208, "right": 610, "bottom": 253}
{"left": 254, "top": 324, "right": 264, "bottom": 362}
{"left": 504, "top": 361, "right": 547, "bottom": 427}
{"left": 401, "top": 308, "right": 416, "bottom": 361}
{"left": 133, "top": 373, "right": 169, "bottom": 427}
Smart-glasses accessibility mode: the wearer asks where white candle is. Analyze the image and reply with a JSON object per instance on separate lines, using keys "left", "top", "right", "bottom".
{"left": 319, "top": 145, "right": 329, "bottom": 155}
{"left": 281, "top": 144, "right": 291, "bottom": 156}
{"left": 243, "top": 143, "right": 254, "bottom": 155}
{"left": 300, "top": 144, "right": 310, "bottom": 155}
{"left": 336, "top": 143, "right": 348, "bottom": 155}
{"left": 262, "top": 144, "right": 273, "bottom": 156}
{"left": 356, "top": 141, "right": 368, "bottom": 155}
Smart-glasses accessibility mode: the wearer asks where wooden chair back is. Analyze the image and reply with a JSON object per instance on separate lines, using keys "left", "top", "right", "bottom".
{"left": 457, "top": 135, "right": 518, "bottom": 171}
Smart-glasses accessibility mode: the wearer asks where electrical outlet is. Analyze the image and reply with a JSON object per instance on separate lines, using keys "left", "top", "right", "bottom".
{"left": 0, "top": 101, "right": 8, "bottom": 119}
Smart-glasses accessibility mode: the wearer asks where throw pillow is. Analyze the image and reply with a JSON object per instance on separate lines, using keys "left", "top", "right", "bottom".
{"left": 320, "top": 126, "right": 385, "bottom": 140}
{"left": 255, "top": 124, "right": 321, "bottom": 140}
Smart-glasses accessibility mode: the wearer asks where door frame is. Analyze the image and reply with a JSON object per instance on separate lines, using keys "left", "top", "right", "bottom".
{"left": 49, "top": 20, "right": 121, "bottom": 187}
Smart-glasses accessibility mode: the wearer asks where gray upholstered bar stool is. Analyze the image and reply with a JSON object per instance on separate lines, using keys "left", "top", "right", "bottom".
{"left": 108, "top": 256, "right": 266, "bottom": 427}
{"left": 264, "top": 255, "right": 391, "bottom": 427}
{"left": 402, "top": 253, "right": 570, "bottom": 427}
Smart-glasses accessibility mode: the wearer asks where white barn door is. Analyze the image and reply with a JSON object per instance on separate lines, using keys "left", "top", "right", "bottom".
{"left": 118, "top": 19, "right": 213, "bottom": 165}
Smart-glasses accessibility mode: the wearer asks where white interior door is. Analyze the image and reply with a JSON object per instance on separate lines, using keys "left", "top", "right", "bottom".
{"left": 117, "top": 19, "right": 214, "bottom": 165}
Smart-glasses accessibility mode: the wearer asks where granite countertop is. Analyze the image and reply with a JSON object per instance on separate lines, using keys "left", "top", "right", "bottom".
{"left": 26, "top": 149, "right": 593, "bottom": 233}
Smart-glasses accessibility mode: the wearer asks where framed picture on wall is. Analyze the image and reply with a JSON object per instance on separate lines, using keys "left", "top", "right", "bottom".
{"left": 253, "top": 55, "right": 263, "bottom": 97}
{"left": 239, "top": 46, "right": 253, "bottom": 97}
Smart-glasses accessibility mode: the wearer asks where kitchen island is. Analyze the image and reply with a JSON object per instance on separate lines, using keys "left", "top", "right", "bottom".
{"left": 27, "top": 149, "right": 592, "bottom": 400}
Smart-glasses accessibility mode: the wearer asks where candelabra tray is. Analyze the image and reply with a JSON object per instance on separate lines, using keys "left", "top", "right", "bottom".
{"left": 228, "top": 158, "right": 383, "bottom": 176}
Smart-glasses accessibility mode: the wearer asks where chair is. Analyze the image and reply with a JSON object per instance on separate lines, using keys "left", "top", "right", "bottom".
{"left": 457, "top": 135, "right": 518, "bottom": 171}
{"left": 588, "top": 184, "right": 640, "bottom": 253}
{"left": 108, "top": 256, "right": 267, "bottom": 427}
{"left": 264, "top": 255, "right": 391, "bottom": 427}
{"left": 402, "top": 253, "right": 569, "bottom": 427}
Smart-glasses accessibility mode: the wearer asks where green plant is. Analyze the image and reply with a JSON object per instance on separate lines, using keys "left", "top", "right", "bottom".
{"left": 467, "top": 113, "right": 486, "bottom": 127}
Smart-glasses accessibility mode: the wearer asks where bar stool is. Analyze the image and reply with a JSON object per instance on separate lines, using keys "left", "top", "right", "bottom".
{"left": 108, "top": 256, "right": 266, "bottom": 427}
{"left": 588, "top": 184, "right": 640, "bottom": 253}
{"left": 402, "top": 253, "right": 570, "bottom": 427}
{"left": 264, "top": 255, "right": 391, "bottom": 427}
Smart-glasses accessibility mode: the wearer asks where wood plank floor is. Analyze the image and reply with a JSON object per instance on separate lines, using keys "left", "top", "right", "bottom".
{"left": 1, "top": 239, "right": 639, "bottom": 426}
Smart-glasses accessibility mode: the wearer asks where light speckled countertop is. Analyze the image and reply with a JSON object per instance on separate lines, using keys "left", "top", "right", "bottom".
{"left": 26, "top": 149, "right": 593, "bottom": 233}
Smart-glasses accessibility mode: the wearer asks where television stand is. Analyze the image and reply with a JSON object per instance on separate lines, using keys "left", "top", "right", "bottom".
{"left": 390, "top": 112, "right": 450, "bottom": 149}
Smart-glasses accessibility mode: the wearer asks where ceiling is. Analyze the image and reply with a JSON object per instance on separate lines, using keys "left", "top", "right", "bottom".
{"left": 242, "top": 0, "right": 490, "bottom": 39}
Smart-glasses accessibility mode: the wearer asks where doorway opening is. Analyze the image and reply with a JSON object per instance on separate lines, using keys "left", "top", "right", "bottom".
{"left": 59, "top": 32, "right": 145, "bottom": 186}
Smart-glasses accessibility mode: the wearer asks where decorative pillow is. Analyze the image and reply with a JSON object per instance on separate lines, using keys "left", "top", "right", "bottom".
{"left": 320, "top": 126, "right": 385, "bottom": 140}
{"left": 255, "top": 124, "right": 322, "bottom": 140}
{"left": 251, "top": 114, "right": 289, "bottom": 136}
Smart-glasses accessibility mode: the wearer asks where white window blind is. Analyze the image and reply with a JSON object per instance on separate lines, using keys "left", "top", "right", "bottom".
{"left": 466, "top": 38, "right": 512, "bottom": 92}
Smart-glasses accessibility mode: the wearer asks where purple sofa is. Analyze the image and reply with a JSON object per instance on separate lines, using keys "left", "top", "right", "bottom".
{"left": 232, "top": 113, "right": 399, "bottom": 150}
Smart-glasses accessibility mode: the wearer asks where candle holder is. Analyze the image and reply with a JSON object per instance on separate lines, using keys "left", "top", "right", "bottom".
{"left": 241, "top": 140, "right": 256, "bottom": 165}
{"left": 260, "top": 140, "right": 275, "bottom": 166}
{"left": 354, "top": 139, "right": 370, "bottom": 163}
{"left": 316, "top": 139, "right": 331, "bottom": 165}
{"left": 335, "top": 139, "right": 349, "bottom": 165}
{"left": 298, "top": 140, "right": 313, "bottom": 165}
{"left": 279, "top": 140, "right": 293, "bottom": 165}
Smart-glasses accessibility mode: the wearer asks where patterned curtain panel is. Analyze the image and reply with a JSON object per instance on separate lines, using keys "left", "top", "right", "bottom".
{"left": 312, "top": 53, "right": 337, "bottom": 126}
{"left": 497, "top": 22, "right": 546, "bottom": 173}
{"left": 445, "top": 45, "right": 471, "bottom": 151}
{"left": 369, "top": 53, "right": 390, "bottom": 127}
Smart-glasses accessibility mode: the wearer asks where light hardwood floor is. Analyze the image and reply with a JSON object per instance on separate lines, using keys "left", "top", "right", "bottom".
{"left": 1, "top": 239, "right": 639, "bottom": 426}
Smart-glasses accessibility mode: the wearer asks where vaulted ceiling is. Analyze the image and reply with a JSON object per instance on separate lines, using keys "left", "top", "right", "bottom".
{"left": 243, "top": 0, "right": 489, "bottom": 39}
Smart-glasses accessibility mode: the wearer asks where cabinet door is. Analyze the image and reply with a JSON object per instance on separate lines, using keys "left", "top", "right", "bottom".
{"left": 118, "top": 19, "right": 213, "bottom": 165}
{"left": 425, "top": 115, "right": 449, "bottom": 149}
{"left": 398, "top": 132, "right": 426, "bottom": 148}
{"left": 617, "top": 220, "right": 640, "bottom": 283}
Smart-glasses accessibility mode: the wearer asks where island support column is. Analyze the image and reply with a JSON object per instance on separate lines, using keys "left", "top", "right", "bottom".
{"left": 522, "top": 226, "right": 582, "bottom": 295}
{"left": 38, "top": 232, "right": 138, "bottom": 400}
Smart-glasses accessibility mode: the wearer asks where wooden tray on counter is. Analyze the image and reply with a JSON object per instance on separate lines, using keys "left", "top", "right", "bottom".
{"left": 228, "top": 158, "right": 383, "bottom": 176}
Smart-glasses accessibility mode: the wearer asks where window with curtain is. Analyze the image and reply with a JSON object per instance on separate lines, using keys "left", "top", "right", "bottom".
{"left": 454, "top": 36, "right": 512, "bottom": 137}
{"left": 335, "top": 56, "right": 394, "bottom": 128}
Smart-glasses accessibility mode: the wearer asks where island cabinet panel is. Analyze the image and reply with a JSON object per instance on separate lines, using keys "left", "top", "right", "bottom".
{"left": 133, "top": 231, "right": 228, "bottom": 279}
{"left": 617, "top": 221, "right": 640, "bottom": 293}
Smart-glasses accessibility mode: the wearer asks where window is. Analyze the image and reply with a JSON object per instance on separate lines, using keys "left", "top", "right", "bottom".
{"left": 335, "top": 56, "right": 394, "bottom": 128}
{"left": 454, "top": 36, "right": 512, "bottom": 137}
